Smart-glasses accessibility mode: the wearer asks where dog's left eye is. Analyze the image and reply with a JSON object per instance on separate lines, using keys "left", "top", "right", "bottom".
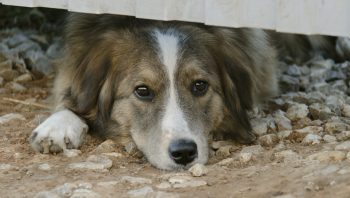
{"left": 191, "top": 80, "right": 209, "bottom": 96}
{"left": 134, "top": 85, "right": 155, "bottom": 101}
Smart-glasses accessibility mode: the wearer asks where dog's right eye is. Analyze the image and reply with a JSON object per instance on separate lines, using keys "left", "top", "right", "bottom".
{"left": 134, "top": 85, "right": 155, "bottom": 101}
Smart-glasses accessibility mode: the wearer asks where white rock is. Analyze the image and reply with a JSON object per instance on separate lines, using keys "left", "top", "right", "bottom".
{"left": 54, "top": 183, "right": 77, "bottom": 197}
{"left": 323, "top": 135, "right": 337, "bottom": 143}
{"left": 277, "top": 130, "right": 292, "bottom": 140}
{"left": 341, "top": 104, "right": 350, "bottom": 118}
{"left": 96, "top": 181, "right": 119, "bottom": 187}
{"left": 63, "top": 149, "right": 82, "bottom": 158}
{"left": 273, "top": 110, "right": 292, "bottom": 131}
{"left": 240, "top": 145, "right": 264, "bottom": 155}
{"left": 216, "top": 158, "right": 235, "bottom": 166}
{"left": 70, "top": 189, "right": 101, "bottom": 198}
{"left": 121, "top": 176, "right": 152, "bottom": 185}
{"left": 302, "top": 134, "right": 322, "bottom": 145}
{"left": 34, "top": 191, "right": 60, "bottom": 198}
{"left": 307, "top": 151, "right": 346, "bottom": 162}
{"left": 38, "top": 163, "right": 51, "bottom": 171}
{"left": 156, "top": 182, "right": 172, "bottom": 189}
{"left": 188, "top": 163, "right": 208, "bottom": 177}
{"left": 101, "top": 152, "right": 123, "bottom": 158}
{"left": 286, "top": 103, "right": 309, "bottom": 121}
{"left": 250, "top": 118, "right": 268, "bottom": 135}
{"left": 320, "top": 165, "right": 339, "bottom": 176}
{"left": 295, "top": 126, "right": 323, "bottom": 134}
{"left": 239, "top": 152, "right": 253, "bottom": 163}
{"left": 127, "top": 186, "right": 153, "bottom": 197}
{"left": 168, "top": 176, "right": 192, "bottom": 185}
{"left": 0, "top": 113, "right": 25, "bottom": 124}
{"left": 173, "top": 180, "right": 207, "bottom": 188}
{"left": 68, "top": 155, "right": 112, "bottom": 171}
{"left": 211, "top": 141, "right": 233, "bottom": 150}
{"left": 93, "top": 139, "right": 117, "bottom": 153}
{"left": 0, "top": 163, "right": 14, "bottom": 171}
{"left": 309, "top": 103, "right": 332, "bottom": 120}
{"left": 335, "top": 141, "right": 350, "bottom": 151}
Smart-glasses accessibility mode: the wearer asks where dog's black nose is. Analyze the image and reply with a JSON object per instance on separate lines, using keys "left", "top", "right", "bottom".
{"left": 168, "top": 139, "right": 197, "bottom": 165}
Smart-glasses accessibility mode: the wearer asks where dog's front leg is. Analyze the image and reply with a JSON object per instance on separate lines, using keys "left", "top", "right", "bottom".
{"left": 29, "top": 109, "right": 88, "bottom": 153}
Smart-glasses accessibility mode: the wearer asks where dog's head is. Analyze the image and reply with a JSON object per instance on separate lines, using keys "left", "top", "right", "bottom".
{"left": 63, "top": 15, "right": 277, "bottom": 170}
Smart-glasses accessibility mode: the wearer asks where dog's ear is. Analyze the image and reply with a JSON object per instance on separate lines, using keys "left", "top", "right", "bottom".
{"left": 212, "top": 46, "right": 256, "bottom": 143}
{"left": 64, "top": 47, "right": 114, "bottom": 134}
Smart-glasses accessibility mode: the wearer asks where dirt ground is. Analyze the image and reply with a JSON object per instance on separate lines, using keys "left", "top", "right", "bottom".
{"left": 1, "top": 77, "right": 350, "bottom": 198}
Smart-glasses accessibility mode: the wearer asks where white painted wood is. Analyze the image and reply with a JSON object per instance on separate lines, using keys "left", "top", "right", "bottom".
{"left": 0, "top": 0, "right": 349, "bottom": 37}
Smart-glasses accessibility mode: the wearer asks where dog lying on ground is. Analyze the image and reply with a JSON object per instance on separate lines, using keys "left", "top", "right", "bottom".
{"left": 29, "top": 13, "right": 349, "bottom": 170}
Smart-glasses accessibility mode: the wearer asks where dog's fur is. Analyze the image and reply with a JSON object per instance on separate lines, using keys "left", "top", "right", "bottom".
{"left": 29, "top": 13, "right": 347, "bottom": 170}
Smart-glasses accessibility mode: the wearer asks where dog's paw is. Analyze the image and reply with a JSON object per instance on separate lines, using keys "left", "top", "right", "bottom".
{"left": 336, "top": 37, "right": 350, "bottom": 60}
{"left": 29, "top": 110, "right": 88, "bottom": 154}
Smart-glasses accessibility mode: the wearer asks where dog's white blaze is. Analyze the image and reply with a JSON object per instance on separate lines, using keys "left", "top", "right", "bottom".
{"left": 154, "top": 30, "right": 190, "bottom": 137}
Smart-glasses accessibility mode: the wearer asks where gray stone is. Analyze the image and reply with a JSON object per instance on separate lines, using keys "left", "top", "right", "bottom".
{"left": 0, "top": 163, "right": 15, "bottom": 171}
{"left": 239, "top": 152, "right": 253, "bottom": 163}
{"left": 285, "top": 64, "right": 302, "bottom": 76}
{"left": 302, "top": 134, "right": 322, "bottom": 145}
{"left": 320, "top": 165, "right": 340, "bottom": 176}
{"left": 188, "top": 163, "right": 208, "bottom": 177}
{"left": 323, "top": 135, "right": 337, "bottom": 143}
{"left": 336, "top": 131, "right": 350, "bottom": 141}
{"left": 326, "top": 96, "right": 344, "bottom": 115}
{"left": 156, "top": 182, "right": 172, "bottom": 189}
{"left": 0, "top": 113, "right": 25, "bottom": 124}
{"left": 93, "top": 139, "right": 117, "bottom": 154}
{"left": 127, "top": 186, "right": 153, "bottom": 197}
{"left": 273, "top": 110, "right": 292, "bottom": 131}
{"left": 211, "top": 141, "right": 233, "bottom": 150}
{"left": 68, "top": 155, "right": 112, "bottom": 171}
{"left": 335, "top": 141, "right": 350, "bottom": 151}
{"left": 34, "top": 191, "right": 60, "bottom": 198}
{"left": 286, "top": 103, "right": 309, "bottom": 121}
{"left": 215, "top": 145, "right": 232, "bottom": 158}
{"left": 295, "top": 126, "right": 323, "bottom": 135}
{"left": 24, "top": 50, "right": 53, "bottom": 75}
{"left": 251, "top": 117, "right": 275, "bottom": 135}
{"left": 309, "top": 103, "right": 332, "bottom": 120}
{"left": 216, "top": 158, "right": 235, "bottom": 166}
{"left": 277, "top": 130, "right": 293, "bottom": 140}
{"left": 121, "top": 176, "right": 152, "bottom": 185}
{"left": 96, "top": 181, "right": 119, "bottom": 187}
{"left": 54, "top": 183, "right": 77, "bottom": 197}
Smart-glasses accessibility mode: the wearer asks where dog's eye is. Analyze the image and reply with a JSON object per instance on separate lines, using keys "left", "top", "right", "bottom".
{"left": 191, "top": 80, "right": 208, "bottom": 96}
{"left": 134, "top": 85, "right": 155, "bottom": 101}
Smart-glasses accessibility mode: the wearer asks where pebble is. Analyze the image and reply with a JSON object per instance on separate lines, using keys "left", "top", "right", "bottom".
{"left": 295, "top": 126, "right": 323, "bottom": 135}
{"left": 127, "top": 186, "right": 154, "bottom": 197}
{"left": 156, "top": 182, "right": 172, "bottom": 189}
{"left": 274, "top": 150, "right": 301, "bottom": 163}
{"left": 302, "top": 134, "right": 322, "bottom": 145}
{"left": 63, "top": 149, "right": 82, "bottom": 158}
{"left": 323, "top": 135, "right": 337, "bottom": 143}
{"left": 0, "top": 113, "right": 26, "bottom": 124}
{"left": 96, "top": 181, "right": 119, "bottom": 187}
{"left": 334, "top": 141, "right": 350, "bottom": 151}
{"left": 0, "top": 163, "right": 15, "bottom": 171}
{"left": 239, "top": 152, "right": 253, "bottom": 163}
{"left": 240, "top": 145, "right": 264, "bottom": 155}
{"left": 336, "top": 131, "right": 350, "bottom": 141}
{"left": 341, "top": 104, "right": 350, "bottom": 118}
{"left": 38, "top": 163, "right": 51, "bottom": 171}
{"left": 324, "top": 122, "right": 349, "bottom": 134}
{"left": 216, "top": 158, "right": 235, "bottom": 166}
{"left": 273, "top": 194, "right": 295, "bottom": 198}
{"left": 309, "top": 103, "right": 332, "bottom": 120}
{"left": 277, "top": 130, "right": 292, "bottom": 140}
{"left": 14, "top": 73, "right": 32, "bottom": 82}
{"left": 101, "top": 152, "right": 123, "bottom": 158}
{"left": 121, "top": 176, "right": 152, "bottom": 185}
{"left": 34, "top": 191, "right": 60, "bottom": 198}
{"left": 93, "top": 139, "right": 117, "bottom": 154}
{"left": 307, "top": 151, "right": 346, "bottom": 162}
{"left": 70, "top": 189, "right": 101, "bottom": 198}
{"left": 211, "top": 141, "right": 233, "bottom": 150}
{"left": 54, "top": 183, "right": 77, "bottom": 197}
{"left": 250, "top": 118, "right": 268, "bottom": 135}
{"left": 168, "top": 176, "right": 207, "bottom": 188}
{"left": 286, "top": 103, "right": 309, "bottom": 121}
{"left": 215, "top": 145, "right": 232, "bottom": 158}
{"left": 68, "top": 155, "right": 112, "bottom": 171}
{"left": 168, "top": 175, "right": 192, "bottom": 185}
{"left": 8, "top": 82, "right": 27, "bottom": 92}
{"left": 273, "top": 110, "right": 292, "bottom": 131}
{"left": 258, "top": 134, "right": 279, "bottom": 147}
{"left": 188, "top": 163, "right": 208, "bottom": 177}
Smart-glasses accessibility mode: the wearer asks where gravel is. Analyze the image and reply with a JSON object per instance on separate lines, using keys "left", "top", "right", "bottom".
{"left": 189, "top": 163, "right": 208, "bottom": 177}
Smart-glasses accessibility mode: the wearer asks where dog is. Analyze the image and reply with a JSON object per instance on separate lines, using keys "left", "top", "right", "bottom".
{"left": 29, "top": 13, "right": 348, "bottom": 170}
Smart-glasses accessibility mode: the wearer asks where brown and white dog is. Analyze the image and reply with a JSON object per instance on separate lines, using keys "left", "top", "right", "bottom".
{"left": 29, "top": 13, "right": 347, "bottom": 170}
